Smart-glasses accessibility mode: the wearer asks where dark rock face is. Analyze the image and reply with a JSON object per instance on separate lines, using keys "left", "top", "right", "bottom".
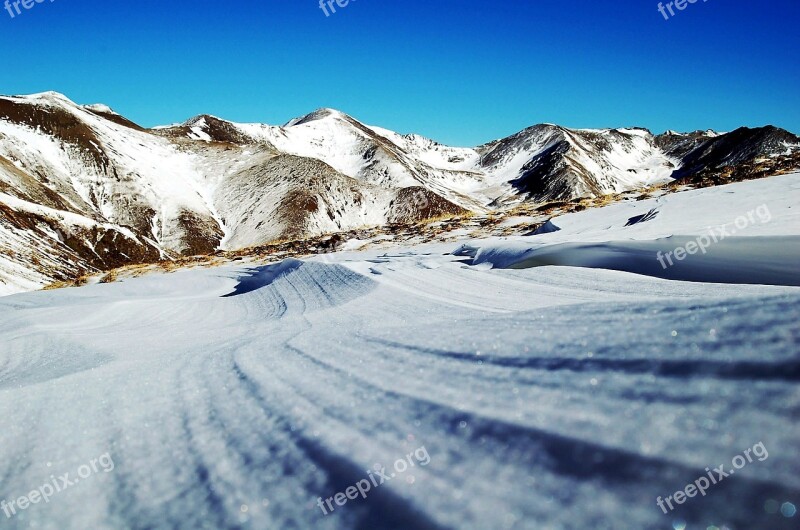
{"left": 664, "top": 126, "right": 800, "bottom": 179}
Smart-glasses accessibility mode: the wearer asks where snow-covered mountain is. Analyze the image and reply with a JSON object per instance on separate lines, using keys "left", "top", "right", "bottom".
{"left": 0, "top": 91, "right": 798, "bottom": 294}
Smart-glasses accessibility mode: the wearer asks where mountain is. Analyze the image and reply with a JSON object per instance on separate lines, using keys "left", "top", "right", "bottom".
{"left": 657, "top": 126, "right": 800, "bottom": 179}
{"left": 479, "top": 125, "right": 678, "bottom": 201}
{"left": 0, "top": 91, "right": 798, "bottom": 295}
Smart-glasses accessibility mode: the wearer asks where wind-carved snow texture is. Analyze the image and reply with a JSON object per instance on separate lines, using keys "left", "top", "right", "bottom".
{"left": 0, "top": 174, "right": 798, "bottom": 529}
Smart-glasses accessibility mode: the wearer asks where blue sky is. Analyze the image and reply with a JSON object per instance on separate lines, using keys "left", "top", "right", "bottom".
{"left": 0, "top": 0, "right": 798, "bottom": 146}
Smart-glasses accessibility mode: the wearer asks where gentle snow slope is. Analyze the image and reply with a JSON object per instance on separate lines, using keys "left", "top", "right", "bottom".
{"left": 461, "top": 172, "right": 800, "bottom": 286}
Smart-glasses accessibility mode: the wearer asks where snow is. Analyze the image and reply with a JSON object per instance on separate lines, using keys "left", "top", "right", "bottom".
{"left": 238, "top": 114, "right": 367, "bottom": 175}
{"left": 0, "top": 192, "right": 98, "bottom": 229}
{"left": 0, "top": 173, "right": 797, "bottom": 529}
{"left": 561, "top": 128, "right": 678, "bottom": 192}
{"left": 456, "top": 173, "right": 800, "bottom": 287}
{"left": 189, "top": 127, "right": 211, "bottom": 142}
{"left": 83, "top": 104, "right": 117, "bottom": 115}
{"left": 0, "top": 255, "right": 48, "bottom": 296}
{"left": 231, "top": 111, "right": 682, "bottom": 209}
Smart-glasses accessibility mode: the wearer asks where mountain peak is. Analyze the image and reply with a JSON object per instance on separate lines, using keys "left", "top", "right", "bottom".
{"left": 182, "top": 114, "right": 228, "bottom": 127}
{"left": 17, "top": 91, "right": 77, "bottom": 106}
{"left": 285, "top": 108, "right": 349, "bottom": 127}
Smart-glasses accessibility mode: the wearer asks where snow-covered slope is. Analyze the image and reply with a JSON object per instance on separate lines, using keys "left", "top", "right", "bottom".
{"left": 1, "top": 91, "right": 798, "bottom": 295}
{"left": 460, "top": 172, "right": 800, "bottom": 286}
{"left": 0, "top": 173, "right": 797, "bottom": 529}
{"left": 222, "top": 109, "right": 491, "bottom": 209}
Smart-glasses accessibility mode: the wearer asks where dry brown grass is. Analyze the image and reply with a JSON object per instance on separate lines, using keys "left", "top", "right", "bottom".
{"left": 413, "top": 211, "right": 476, "bottom": 226}
{"left": 43, "top": 273, "right": 92, "bottom": 290}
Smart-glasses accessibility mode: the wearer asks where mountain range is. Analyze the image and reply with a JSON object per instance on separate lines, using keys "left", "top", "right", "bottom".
{"left": 0, "top": 91, "right": 798, "bottom": 295}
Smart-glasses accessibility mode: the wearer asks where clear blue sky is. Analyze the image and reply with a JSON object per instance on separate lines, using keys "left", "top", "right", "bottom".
{"left": 1, "top": 0, "right": 798, "bottom": 146}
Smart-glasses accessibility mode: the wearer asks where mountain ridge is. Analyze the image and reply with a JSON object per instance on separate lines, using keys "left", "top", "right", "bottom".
{"left": 0, "top": 91, "right": 798, "bottom": 295}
